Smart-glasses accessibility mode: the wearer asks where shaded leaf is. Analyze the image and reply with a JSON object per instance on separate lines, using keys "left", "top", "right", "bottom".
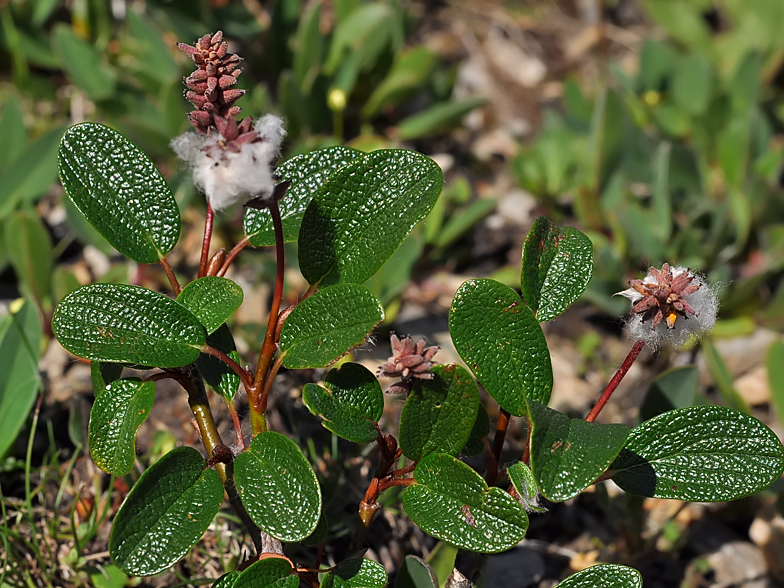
{"left": 5, "top": 210, "right": 52, "bottom": 308}
{"left": 58, "top": 123, "right": 181, "bottom": 264}
{"left": 403, "top": 453, "right": 528, "bottom": 553}
{"left": 399, "top": 364, "right": 479, "bottom": 460}
{"left": 52, "top": 284, "right": 205, "bottom": 367}
{"left": 279, "top": 284, "right": 384, "bottom": 369}
{"left": 611, "top": 406, "right": 784, "bottom": 501}
{"left": 449, "top": 279, "right": 552, "bottom": 416}
{"left": 89, "top": 378, "right": 154, "bottom": 476}
{"left": 235, "top": 431, "right": 322, "bottom": 542}
{"left": 196, "top": 324, "right": 240, "bottom": 401}
{"left": 299, "top": 149, "right": 442, "bottom": 286}
{"left": 109, "top": 446, "right": 223, "bottom": 575}
{"left": 303, "top": 362, "right": 383, "bottom": 444}
{"left": 394, "top": 555, "right": 438, "bottom": 588}
{"left": 639, "top": 366, "right": 697, "bottom": 422}
{"left": 460, "top": 403, "right": 490, "bottom": 457}
{"left": 520, "top": 216, "right": 593, "bottom": 321}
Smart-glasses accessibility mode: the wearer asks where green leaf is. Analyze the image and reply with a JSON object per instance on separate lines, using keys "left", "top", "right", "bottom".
{"left": 52, "top": 24, "right": 116, "bottom": 101}
{"left": 176, "top": 277, "right": 243, "bottom": 335}
{"left": 460, "top": 403, "right": 490, "bottom": 457}
{"left": 325, "top": 557, "right": 387, "bottom": 588}
{"left": 302, "top": 508, "right": 328, "bottom": 546}
{"left": 395, "top": 98, "right": 488, "bottom": 140}
{"left": 212, "top": 571, "right": 240, "bottom": 588}
{"left": 520, "top": 216, "right": 594, "bottom": 321}
{"left": 434, "top": 199, "right": 497, "bottom": 250}
{"left": 528, "top": 401, "right": 629, "bottom": 502}
{"left": 235, "top": 431, "right": 322, "bottom": 542}
{"left": 52, "top": 267, "right": 82, "bottom": 305}
{"left": 235, "top": 558, "right": 297, "bottom": 588}
{"left": 244, "top": 146, "right": 363, "bottom": 247}
{"left": 299, "top": 149, "right": 442, "bottom": 286}
{"left": 196, "top": 324, "right": 240, "bottom": 401}
{"left": 324, "top": 3, "right": 393, "bottom": 74}
{"left": 0, "top": 97, "right": 26, "bottom": 170}
{"left": 672, "top": 52, "right": 712, "bottom": 116}
{"left": 611, "top": 406, "right": 784, "bottom": 501}
{"left": 109, "top": 446, "right": 223, "bottom": 576}
{"left": 0, "top": 125, "right": 66, "bottom": 216}
{"left": 766, "top": 341, "right": 784, "bottom": 432}
{"left": 403, "top": 454, "right": 529, "bottom": 553}
{"left": 362, "top": 46, "right": 438, "bottom": 119}
{"left": 58, "top": 123, "right": 181, "bottom": 264}
{"left": 5, "top": 210, "right": 52, "bottom": 308}
{"left": 555, "top": 564, "right": 642, "bottom": 588}
{"left": 394, "top": 555, "right": 438, "bottom": 588}
{"left": 89, "top": 378, "right": 155, "bottom": 476}
{"left": 279, "top": 284, "right": 384, "bottom": 369}
{"left": 52, "top": 284, "right": 205, "bottom": 367}
{"left": 293, "top": 1, "right": 323, "bottom": 93}
{"left": 399, "top": 364, "right": 480, "bottom": 460}
{"left": 0, "top": 299, "right": 41, "bottom": 458}
{"left": 449, "top": 279, "right": 552, "bottom": 416}
{"left": 302, "top": 362, "right": 383, "bottom": 443}
{"left": 507, "top": 461, "right": 547, "bottom": 514}
{"left": 639, "top": 366, "right": 697, "bottom": 422}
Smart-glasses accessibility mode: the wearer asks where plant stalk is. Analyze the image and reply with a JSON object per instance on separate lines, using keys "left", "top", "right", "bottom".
{"left": 585, "top": 339, "right": 645, "bottom": 423}
{"left": 444, "top": 550, "right": 488, "bottom": 588}
{"left": 158, "top": 255, "right": 181, "bottom": 295}
{"left": 486, "top": 408, "right": 510, "bottom": 486}
{"left": 199, "top": 202, "right": 214, "bottom": 278}
{"left": 218, "top": 235, "right": 251, "bottom": 277}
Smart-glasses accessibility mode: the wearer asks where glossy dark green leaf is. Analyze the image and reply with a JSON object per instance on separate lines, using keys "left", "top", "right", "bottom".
{"left": 362, "top": 46, "right": 438, "bottom": 119}
{"left": 5, "top": 210, "right": 52, "bottom": 308}
{"left": 235, "top": 431, "right": 322, "bottom": 542}
{"left": 235, "top": 558, "right": 297, "bottom": 588}
{"left": 449, "top": 279, "right": 552, "bottom": 416}
{"left": 58, "top": 123, "right": 180, "bottom": 264}
{"left": 460, "top": 403, "right": 490, "bottom": 457}
{"left": 611, "top": 406, "right": 784, "bottom": 501}
{"left": 90, "top": 361, "right": 124, "bottom": 397}
{"left": 323, "top": 557, "right": 387, "bottom": 588}
{"left": 507, "top": 462, "right": 547, "bottom": 514}
{"left": 89, "top": 378, "right": 154, "bottom": 476}
{"left": 639, "top": 366, "right": 698, "bottom": 422}
{"left": 176, "top": 277, "right": 243, "bottom": 335}
{"left": 555, "top": 564, "right": 642, "bottom": 588}
{"left": 521, "top": 216, "right": 594, "bottom": 321}
{"left": 109, "top": 446, "right": 223, "bottom": 576}
{"left": 399, "top": 364, "right": 480, "bottom": 460}
{"left": 213, "top": 571, "right": 240, "bottom": 588}
{"left": 302, "top": 508, "right": 328, "bottom": 546}
{"left": 196, "top": 324, "right": 240, "bottom": 401}
{"left": 394, "top": 555, "right": 438, "bottom": 588}
{"left": 302, "top": 362, "right": 383, "bottom": 443}
{"left": 279, "top": 284, "right": 384, "bottom": 369}
{"left": 299, "top": 149, "right": 442, "bottom": 286}
{"left": 528, "top": 401, "right": 629, "bottom": 502}
{"left": 0, "top": 299, "right": 41, "bottom": 458}
{"left": 52, "top": 284, "right": 205, "bottom": 367}
{"left": 403, "top": 453, "right": 528, "bottom": 553}
{"left": 396, "top": 98, "right": 488, "bottom": 140}
{"left": 53, "top": 24, "right": 116, "bottom": 101}
{"left": 244, "top": 146, "right": 363, "bottom": 247}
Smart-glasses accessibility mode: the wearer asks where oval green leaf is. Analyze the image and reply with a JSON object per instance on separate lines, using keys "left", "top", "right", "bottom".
{"left": 521, "top": 216, "right": 593, "bottom": 322}
{"left": 399, "top": 364, "right": 479, "bottom": 460}
{"left": 460, "top": 403, "right": 490, "bottom": 458}
{"left": 244, "top": 146, "right": 364, "bottom": 247}
{"left": 89, "top": 378, "right": 155, "bottom": 476}
{"left": 403, "top": 453, "right": 529, "bottom": 553}
{"left": 555, "top": 564, "right": 642, "bottom": 588}
{"left": 507, "top": 462, "right": 547, "bottom": 514}
{"left": 109, "top": 446, "right": 223, "bottom": 576}
{"left": 528, "top": 401, "right": 629, "bottom": 502}
{"left": 324, "top": 557, "right": 387, "bottom": 588}
{"left": 52, "top": 284, "right": 205, "bottom": 367}
{"left": 236, "top": 557, "right": 297, "bottom": 588}
{"left": 195, "top": 324, "right": 240, "bottom": 400}
{"left": 176, "top": 276, "right": 243, "bottom": 335}
{"left": 449, "top": 279, "right": 552, "bottom": 416}
{"left": 90, "top": 361, "right": 123, "bottom": 397}
{"left": 58, "top": 123, "right": 180, "bottom": 264}
{"left": 235, "top": 431, "right": 322, "bottom": 542}
{"left": 279, "top": 284, "right": 384, "bottom": 369}
{"left": 611, "top": 405, "right": 784, "bottom": 501}
{"left": 5, "top": 211, "right": 53, "bottom": 308}
{"left": 303, "top": 362, "right": 384, "bottom": 443}
{"left": 394, "top": 555, "right": 439, "bottom": 588}
{"left": 298, "top": 149, "right": 443, "bottom": 286}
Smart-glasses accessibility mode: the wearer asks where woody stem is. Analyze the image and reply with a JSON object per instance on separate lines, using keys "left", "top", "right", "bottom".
{"left": 199, "top": 202, "right": 215, "bottom": 278}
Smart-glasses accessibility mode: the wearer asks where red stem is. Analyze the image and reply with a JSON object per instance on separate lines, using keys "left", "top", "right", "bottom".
{"left": 252, "top": 201, "right": 286, "bottom": 392}
{"left": 218, "top": 235, "right": 251, "bottom": 277}
{"left": 378, "top": 477, "right": 415, "bottom": 492}
{"left": 199, "top": 202, "right": 215, "bottom": 278}
{"left": 226, "top": 399, "right": 245, "bottom": 449}
{"left": 256, "top": 354, "right": 284, "bottom": 415}
{"left": 486, "top": 408, "right": 511, "bottom": 486}
{"left": 158, "top": 255, "right": 181, "bottom": 295}
{"left": 199, "top": 344, "right": 252, "bottom": 390}
{"left": 585, "top": 339, "right": 646, "bottom": 423}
